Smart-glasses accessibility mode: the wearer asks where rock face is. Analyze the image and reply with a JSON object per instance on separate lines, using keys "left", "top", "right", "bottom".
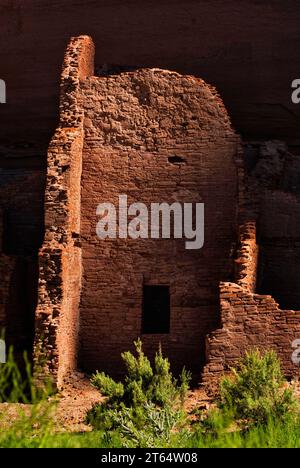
{"left": 1, "top": 35, "right": 300, "bottom": 390}
{"left": 1, "top": 0, "right": 300, "bottom": 167}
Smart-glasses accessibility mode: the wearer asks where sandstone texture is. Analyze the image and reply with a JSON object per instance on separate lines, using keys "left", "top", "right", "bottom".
{"left": 1, "top": 34, "right": 300, "bottom": 391}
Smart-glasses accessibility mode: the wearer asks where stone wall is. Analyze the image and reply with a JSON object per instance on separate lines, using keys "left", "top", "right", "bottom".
{"left": 33, "top": 34, "right": 242, "bottom": 383}
{"left": 34, "top": 36, "right": 94, "bottom": 386}
{"left": 202, "top": 141, "right": 300, "bottom": 393}
{"left": 14, "top": 35, "right": 300, "bottom": 391}
{"left": 235, "top": 221, "right": 258, "bottom": 293}
{"left": 202, "top": 282, "right": 300, "bottom": 394}
{"left": 78, "top": 67, "right": 241, "bottom": 378}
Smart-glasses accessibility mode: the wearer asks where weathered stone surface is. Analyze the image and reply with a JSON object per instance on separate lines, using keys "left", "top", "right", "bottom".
{"left": 1, "top": 0, "right": 300, "bottom": 168}
{"left": 79, "top": 66, "right": 241, "bottom": 378}
{"left": 31, "top": 35, "right": 242, "bottom": 384}
{"left": 202, "top": 282, "right": 300, "bottom": 394}
{"left": 34, "top": 36, "right": 94, "bottom": 386}
{"left": 1, "top": 35, "right": 300, "bottom": 392}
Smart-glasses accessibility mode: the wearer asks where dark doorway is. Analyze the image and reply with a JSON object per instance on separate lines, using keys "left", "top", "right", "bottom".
{"left": 142, "top": 285, "right": 170, "bottom": 334}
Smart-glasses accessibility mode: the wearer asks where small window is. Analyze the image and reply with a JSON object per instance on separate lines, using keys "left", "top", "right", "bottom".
{"left": 142, "top": 285, "right": 170, "bottom": 334}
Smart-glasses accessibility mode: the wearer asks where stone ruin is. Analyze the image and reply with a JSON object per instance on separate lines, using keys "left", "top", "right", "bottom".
{"left": 1, "top": 36, "right": 300, "bottom": 390}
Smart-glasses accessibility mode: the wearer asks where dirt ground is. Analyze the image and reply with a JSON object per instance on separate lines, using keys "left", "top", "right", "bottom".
{"left": 0, "top": 372, "right": 103, "bottom": 433}
{"left": 54, "top": 373, "right": 211, "bottom": 432}
{"left": 1, "top": 373, "right": 299, "bottom": 433}
{"left": 52, "top": 372, "right": 105, "bottom": 432}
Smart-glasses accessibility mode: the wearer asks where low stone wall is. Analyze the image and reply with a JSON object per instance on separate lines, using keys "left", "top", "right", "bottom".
{"left": 202, "top": 282, "right": 300, "bottom": 394}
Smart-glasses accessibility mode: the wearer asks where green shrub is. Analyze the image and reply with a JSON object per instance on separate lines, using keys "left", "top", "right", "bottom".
{"left": 1, "top": 344, "right": 300, "bottom": 448}
{"left": 219, "top": 349, "right": 298, "bottom": 426}
{"left": 91, "top": 373, "right": 125, "bottom": 400}
{"left": 87, "top": 339, "right": 191, "bottom": 447}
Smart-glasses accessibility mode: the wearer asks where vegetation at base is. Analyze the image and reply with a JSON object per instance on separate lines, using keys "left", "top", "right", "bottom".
{"left": 0, "top": 343, "right": 299, "bottom": 448}
{"left": 0, "top": 343, "right": 55, "bottom": 448}
{"left": 219, "top": 350, "right": 298, "bottom": 427}
{"left": 0, "top": 346, "right": 53, "bottom": 404}
{"left": 86, "top": 339, "right": 191, "bottom": 447}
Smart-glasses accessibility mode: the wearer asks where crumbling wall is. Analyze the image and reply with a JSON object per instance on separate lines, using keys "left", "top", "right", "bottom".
{"left": 202, "top": 282, "right": 300, "bottom": 394}
{"left": 79, "top": 67, "right": 242, "bottom": 378}
{"left": 32, "top": 36, "right": 300, "bottom": 390}
{"left": 34, "top": 36, "right": 94, "bottom": 386}
{"left": 203, "top": 141, "right": 300, "bottom": 392}
{"left": 235, "top": 221, "right": 258, "bottom": 293}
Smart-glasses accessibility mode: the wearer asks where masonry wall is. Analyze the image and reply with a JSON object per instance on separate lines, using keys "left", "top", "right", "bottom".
{"left": 202, "top": 282, "right": 300, "bottom": 394}
{"left": 78, "top": 68, "right": 241, "bottom": 378}
{"left": 235, "top": 221, "right": 258, "bottom": 293}
{"left": 34, "top": 36, "right": 94, "bottom": 386}
{"left": 25, "top": 35, "right": 300, "bottom": 390}
{"left": 203, "top": 141, "right": 300, "bottom": 392}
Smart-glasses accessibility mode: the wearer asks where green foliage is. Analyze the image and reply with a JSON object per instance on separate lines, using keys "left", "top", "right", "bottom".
{"left": 1, "top": 344, "right": 300, "bottom": 448}
{"left": 186, "top": 413, "right": 300, "bottom": 448}
{"left": 189, "top": 349, "right": 299, "bottom": 447}
{"left": 0, "top": 345, "right": 53, "bottom": 404}
{"left": 91, "top": 372, "right": 125, "bottom": 400}
{"left": 0, "top": 347, "right": 31, "bottom": 403}
{"left": 98, "top": 403, "right": 189, "bottom": 448}
{"left": 0, "top": 402, "right": 56, "bottom": 448}
{"left": 87, "top": 339, "right": 191, "bottom": 447}
{"left": 4, "top": 414, "right": 298, "bottom": 448}
{"left": 219, "top": 349, "right": 298, "bottom": 426}
{"left": 0, "top": 345, "right": 56, "bottom": 448}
